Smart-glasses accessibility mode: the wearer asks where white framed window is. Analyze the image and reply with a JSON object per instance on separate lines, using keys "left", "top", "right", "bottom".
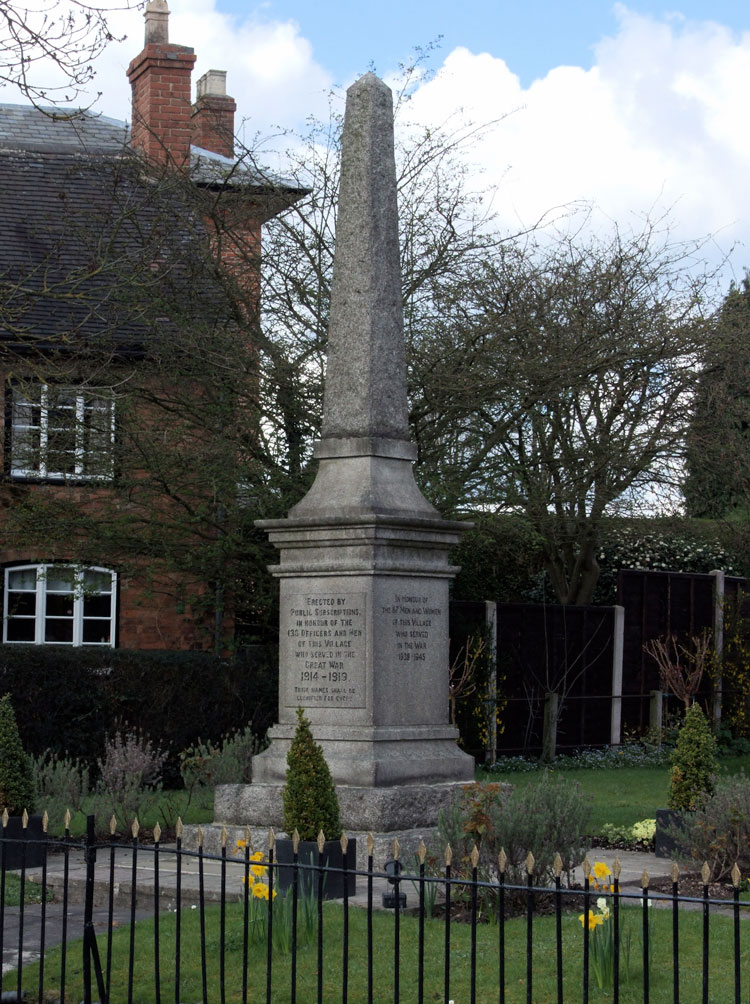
{"left": 9, "top": 384, "right": 114, "bottom": 481}
{"left": 3, "top": 565, "right": 117, "bottom": 647}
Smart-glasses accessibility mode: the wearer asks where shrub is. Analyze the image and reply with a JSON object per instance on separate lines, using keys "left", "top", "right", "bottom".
{"left": 0, "top": 694, "right": 35, "bottom": 815}
{"left": 668, "top": 704, "right": 719, "bottom": 811}
{"left": 593, "top": 519, "right": 741, "bottom": 605}
{"left": 95, "top": 728, "right": 167, "bottom": 832}
{"left": 678, "top": 774, "right": 750, "bottom": 880}
{"left": 438, "top": 773, "right": 591, "bottom": 897}
{"left": 98, "top": 729, "right": 166, "bottom": 793}
{"left": 282, "top": 708, "right": 340, "bottom": 841}
{"left": 31, "top": 752, "right": 89, "bottom": 826}
{"left": 180, "top": 724, "right": 264, "bottom": 793}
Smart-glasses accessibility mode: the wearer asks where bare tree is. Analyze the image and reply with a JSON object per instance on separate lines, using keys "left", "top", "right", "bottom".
{"left": 1, "top": 0, "right": 137, "bottom": 107}
{"left": 411, "top": 220, "right": 719, "bottom": 603}
{"left": 644, "top": 632, "right": 713, "bottom": 710}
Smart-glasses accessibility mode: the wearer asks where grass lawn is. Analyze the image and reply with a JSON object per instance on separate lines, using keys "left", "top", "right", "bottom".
{"left": 14, "top": 898, "right": 750, "bottom": 1004}
{"left": 35, "top": 752, "right": 750, "bottom": 840}
{"left": 2, "top": 872, "right": 49, "bottom": 905}
{"left": 477, "top": 754, "right": 750, "bottom": 833}
{"left": 45, "top": 786, "right": 216, "bottom": 839}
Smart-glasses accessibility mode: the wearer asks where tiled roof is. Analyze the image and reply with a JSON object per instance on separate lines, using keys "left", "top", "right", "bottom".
{"left": 0, "top": 104, "right": 130, "bottom": 153}
{"left": 0, "top": 103, "right": 304, "bottom": 352}
{"left": 0, "top": 104, "right": 304, "bottom": 193}
{"left": 0, "top": 146, "right": 231, "bottom": 352}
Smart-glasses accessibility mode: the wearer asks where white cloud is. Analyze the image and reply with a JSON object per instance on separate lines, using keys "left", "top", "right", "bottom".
{"left": 5, "top": 2, "right": 747, "bottom": 279}
{"left": 1, "top": 0, "right": 333, "bottom": 139}
{"left": 403, "top": 8, "right": 750, "bottom": 278}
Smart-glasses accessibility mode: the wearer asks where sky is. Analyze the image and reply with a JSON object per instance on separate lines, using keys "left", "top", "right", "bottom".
{"left": 7, "top": 1, "right": 750, "bottom": 290}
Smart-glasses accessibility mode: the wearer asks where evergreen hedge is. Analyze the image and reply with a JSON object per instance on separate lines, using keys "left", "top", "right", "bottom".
{"left": 0, "top": 645, "right": 277, "bottom": 783}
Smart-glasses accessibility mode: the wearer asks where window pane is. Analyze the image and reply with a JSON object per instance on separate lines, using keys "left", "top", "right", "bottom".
{"left": 47, "top": 389, "right": 76, "bottom": 413}
{"left": 83, "top": 594, "right": 111, "bottom": 618}
{"left": 82, "top": 401, "right": 114, "bottom": 477}
{"left": 6, "top": 593, "right": 36, "bottom": 617}
{"left": 10, "top": 392, "right": 41, "bottom": 473}
{"left": 45, "top": 594, "right": 75, "bottom": 617}
{"left": 46, "top": 427, "right": 77, "bottom": 475}
{"left": 6, "top": 619, "right": 35, "bottom": 642}
{"left": 83, "top": 569, "right": 112, "bottom": 592}
{"left": 44, "top": 568, "right": 76, "bottom": 592}
{"left": 10, "top": 427, "right": 41, "bottom": 473}
{"left": 8, "top": 569, "right": 37, "bottom": 590}
{"left": 44, "top": 619, "right": 74, "bottom": 643}
{"left": 82, "top": 621, "right": 111, "bottom": 644}
{"left": 11, "top": 388, "right": 41, "bottom": 423}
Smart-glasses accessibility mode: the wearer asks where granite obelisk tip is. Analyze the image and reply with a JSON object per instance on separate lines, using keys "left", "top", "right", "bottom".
{"left": 321, "top": 72, "right": 408, "bottom": 442}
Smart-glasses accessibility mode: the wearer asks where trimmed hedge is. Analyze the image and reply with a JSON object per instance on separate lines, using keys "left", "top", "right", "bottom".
{"left": 0, "top": 645, "right": 278, "bottom": 784}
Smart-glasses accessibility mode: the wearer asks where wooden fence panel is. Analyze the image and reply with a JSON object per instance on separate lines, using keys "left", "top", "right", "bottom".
{"left": 450, "top": 600, "right": 616, "bottom": 757}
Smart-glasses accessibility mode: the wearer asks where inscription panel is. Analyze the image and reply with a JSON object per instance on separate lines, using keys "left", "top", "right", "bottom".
{"left": 381, "top": 592, "right": 441, "bottom": 663}
{"left": 285, "top": 592, "right": 366, "bottom": 708}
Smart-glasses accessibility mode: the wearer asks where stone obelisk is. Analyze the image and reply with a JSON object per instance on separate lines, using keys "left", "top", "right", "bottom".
{"left": 249, "top": 73, "right": 474, "bottom": 831}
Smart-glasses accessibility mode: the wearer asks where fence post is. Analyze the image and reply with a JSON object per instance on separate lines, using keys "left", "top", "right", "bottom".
{"left": 649, "top": 690, "right": 663, "bottom": 737}
{"left": 83, "top": 814, "right": 106, "bottom": 1004}
{"left": 542, "top": 692, "right": 558, "bottom": 762}
{"left": 610, "top": 605, "right": 624, "bottom": 747}
{"left": 485, "top": 600, "right": 498, "bottom": 764}
{"left": 711, "top": 569, "right": 725, "bottom": 730}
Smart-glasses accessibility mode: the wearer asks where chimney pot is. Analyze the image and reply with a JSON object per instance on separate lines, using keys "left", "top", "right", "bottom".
{"left": 197, "top": 70, "right": 228, "bottom": 99}
{"left": 144, "top": 0, "right": 170, "bottom": 45}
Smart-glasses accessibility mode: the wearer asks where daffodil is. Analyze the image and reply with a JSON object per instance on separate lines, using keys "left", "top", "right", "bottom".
{"left": 593, "top": 861, "right": 611, "bottom": 881}
{"left": 579, "top": 912, "right": 604, "bottom": 930}
{"left": 250, "top": 851, "right": 267, "bottom": 878}
{"left": 252, "top": 882, "right": 277, "bottom": 900}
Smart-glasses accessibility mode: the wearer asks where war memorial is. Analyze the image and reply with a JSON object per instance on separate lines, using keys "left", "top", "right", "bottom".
{"left": 203, "top": 72, "right": 474, "bottom": 858}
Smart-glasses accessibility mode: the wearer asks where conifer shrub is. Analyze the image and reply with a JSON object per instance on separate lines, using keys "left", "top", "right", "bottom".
{"left": 0, "top": 693, "right": 35, "bottom": 815}
{"left": 282, "top": 708, "right": 340, "bottom": 841}
{"left": 668, "top": 702, "right": 719, "bottom": 811}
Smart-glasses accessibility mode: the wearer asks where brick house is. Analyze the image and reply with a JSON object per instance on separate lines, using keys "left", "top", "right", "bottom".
{"left": 0, "top": 1, "right": 300, "bottom": 652}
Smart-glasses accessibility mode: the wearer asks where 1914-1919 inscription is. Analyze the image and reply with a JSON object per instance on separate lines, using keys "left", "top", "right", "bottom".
{"left": 285, "top": 593, "right": 366, "bottom": 708}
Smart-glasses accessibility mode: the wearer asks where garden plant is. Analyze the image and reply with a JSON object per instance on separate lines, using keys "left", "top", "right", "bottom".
{"left": 282, "top": 708, "right": 340, "bottom": 841}
{"left": 668, "top": 703, "right": 719, "bottom": 811}
{"left": 0, "top": 693, "right": 34, "bottom": 816}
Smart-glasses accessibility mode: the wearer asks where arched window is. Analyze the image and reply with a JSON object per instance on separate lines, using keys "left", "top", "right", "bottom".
{"left": 3, "top": 565, "right": 117, "bottom": 646}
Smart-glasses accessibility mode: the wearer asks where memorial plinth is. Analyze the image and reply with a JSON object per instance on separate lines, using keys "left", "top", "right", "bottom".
{"left": 219, "top": 72, "right": 472, "bottom": 835}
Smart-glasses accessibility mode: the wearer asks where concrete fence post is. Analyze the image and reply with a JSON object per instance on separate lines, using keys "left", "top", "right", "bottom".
{"left": 485, "top": 601, "right": 498, "bottom": 764}
{"left": 543, "top": 691, "right": 559, "bottom": 763}
{"left": 610, "top": 605, "right": 624, "bottom": 747}
{"left": 711, "top": 569, "right": 725, "bottom": 731}
{"left": 650, "top": 689, "right": 663, "bottom": 738}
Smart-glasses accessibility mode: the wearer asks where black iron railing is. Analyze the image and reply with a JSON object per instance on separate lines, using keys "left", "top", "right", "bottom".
{"left": 0, "top": 813, "right": 746, "bottom": 1004}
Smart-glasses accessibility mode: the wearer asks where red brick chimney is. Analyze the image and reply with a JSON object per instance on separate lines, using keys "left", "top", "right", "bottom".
{"left": 127, "top": 0, "right": 196, "bottom": 167}
{"left": 192, "top": 70, "right": 236, "bottom": 159}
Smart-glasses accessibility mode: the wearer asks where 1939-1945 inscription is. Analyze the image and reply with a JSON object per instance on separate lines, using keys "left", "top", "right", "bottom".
{"left": 285, "top": 593, "right": 366, "bottom": 708}
{"left": 381, "top": 593, "right": 441, "bottom": 663}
